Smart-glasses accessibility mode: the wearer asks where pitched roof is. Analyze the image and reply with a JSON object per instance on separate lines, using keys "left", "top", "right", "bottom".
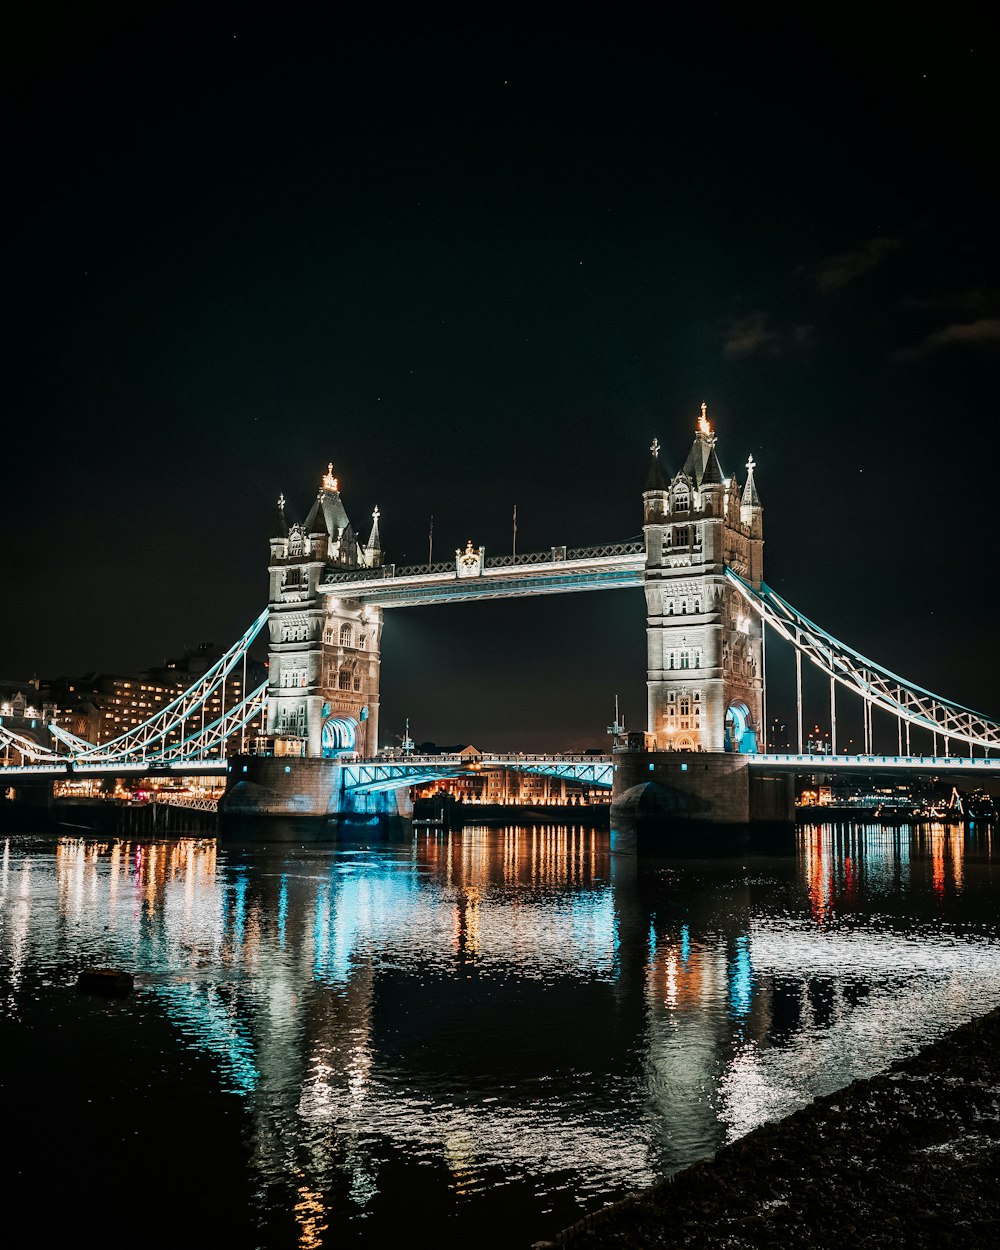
{"left": 304, "top": 484, "right": 352, "bottom": 537}
{"left": 304, "top": 495, "right": 329, "bottom": 535}
{"left": 645, "top": 452, "right": 670, "bottom": 491}
{"left": 701, "top": 444, "right": 724, "bottom": 485}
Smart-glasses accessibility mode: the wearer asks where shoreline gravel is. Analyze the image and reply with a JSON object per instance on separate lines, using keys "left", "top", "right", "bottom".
{"left": 534, "top": 1005, "right": 1000, "bottom": 1248}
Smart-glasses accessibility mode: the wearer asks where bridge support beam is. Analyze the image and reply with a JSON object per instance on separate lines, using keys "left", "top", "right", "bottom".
{"left": 218, "top": 755, "right": 411, "bottom": 842}
{"left": 610, "top": 751, "right": 794, "bottom": 855}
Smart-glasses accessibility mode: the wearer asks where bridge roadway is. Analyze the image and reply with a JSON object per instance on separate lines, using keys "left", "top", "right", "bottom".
{"left": 5, "top": 751, "right": 1000, "bottom": 788}
{"left": 320, "top": 543, "right": 646, "bottom": 607}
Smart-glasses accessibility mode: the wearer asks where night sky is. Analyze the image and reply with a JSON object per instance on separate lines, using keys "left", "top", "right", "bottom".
{"left": 4, "top": 4, "right": 999, "bottom": 752}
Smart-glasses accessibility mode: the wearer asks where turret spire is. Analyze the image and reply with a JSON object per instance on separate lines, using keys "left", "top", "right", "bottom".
{"left": 742, "top": 454, "right": 761, "bottom": 507}
{"left": 366, "top": 505, "right": 382, "bottom": 564}
{"left": 645, "top": 436, "right": 669, "bottom": 490}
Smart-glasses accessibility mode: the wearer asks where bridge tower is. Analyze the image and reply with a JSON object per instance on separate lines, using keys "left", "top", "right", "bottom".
{"left": 642, "top": 407, "right": 764, "bottom": 753}
{"left": 267, "top": 465, "right": 384, "bottom": 759}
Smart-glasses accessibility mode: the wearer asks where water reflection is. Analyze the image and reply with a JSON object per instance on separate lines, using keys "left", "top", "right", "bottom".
{"left": 0, "top": 821, "right": 998, "bottom": 1248}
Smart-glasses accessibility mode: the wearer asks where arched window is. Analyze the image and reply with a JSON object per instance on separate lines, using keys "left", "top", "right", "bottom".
{"left": 339, "top": 623, "right": 353, "bottom": 647}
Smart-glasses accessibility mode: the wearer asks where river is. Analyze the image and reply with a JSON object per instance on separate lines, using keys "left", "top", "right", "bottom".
{"left": 1, "top": 820, "right": 997, "bottom": 1248}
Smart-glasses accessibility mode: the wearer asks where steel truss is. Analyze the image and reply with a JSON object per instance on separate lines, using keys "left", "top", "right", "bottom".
{"left": 726, "top": 569, "right": 1000, "bottom": 754}
{"left": 342, "top": 754, "right": 614, "bottom": 794}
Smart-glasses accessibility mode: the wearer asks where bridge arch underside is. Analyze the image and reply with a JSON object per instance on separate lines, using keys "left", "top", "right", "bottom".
{"left": 342, "top": 759, "right": 615, "bottom": 795}
{"left": 724, "top": 701, "right": 759, "bottom": 754}
{"left": 322, "top": 717, "right": 358, "bottom": 758}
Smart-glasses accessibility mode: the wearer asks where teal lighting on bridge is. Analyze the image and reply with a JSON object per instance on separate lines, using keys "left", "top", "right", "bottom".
{"left": 341, "top": 755, "right": 615, "bottom": 794}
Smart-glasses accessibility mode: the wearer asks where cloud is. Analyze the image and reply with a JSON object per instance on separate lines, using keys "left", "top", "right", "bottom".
{"left": 893, "top": 318, "right": 1000, "bottom": 361}
{"left": 721, "top": 312, "right": 814, "bottom": 360}
{"left": 801, "top": 236, "right": 903, "bottom": 293}
{"left": 902, "top": 288, "right": 1000, "bottom": 316}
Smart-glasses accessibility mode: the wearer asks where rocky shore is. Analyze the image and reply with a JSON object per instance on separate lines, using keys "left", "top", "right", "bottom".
{"left": 536, "top": 1005, "right": 1000, "bottom": 1249}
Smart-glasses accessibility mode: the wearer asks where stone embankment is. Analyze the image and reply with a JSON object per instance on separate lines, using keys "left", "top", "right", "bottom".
{"left": 536, "top": 1006, "right": 1000, "bottom": 1249}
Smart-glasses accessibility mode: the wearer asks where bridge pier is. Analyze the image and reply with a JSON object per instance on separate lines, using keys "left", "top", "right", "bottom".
{"left": 218, "top": 755, "right": 412, "bottom": 842}
{"left": 610, "top": 751, "right": 795, "bottom": 855}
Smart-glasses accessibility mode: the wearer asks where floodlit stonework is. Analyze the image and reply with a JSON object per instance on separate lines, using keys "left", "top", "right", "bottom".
{"left": 267, "top": 468, "right": 383, "bottom": 758}
{"left": 643, "top": 406, "right": 764, "bottom": 753}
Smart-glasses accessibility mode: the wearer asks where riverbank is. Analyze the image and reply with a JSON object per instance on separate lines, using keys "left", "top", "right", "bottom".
{"left": 537, "top": 1005, "right": 1000, "bottom": 1249}
{"left": 413, "top": 800, "right": 610, "bottom": 827}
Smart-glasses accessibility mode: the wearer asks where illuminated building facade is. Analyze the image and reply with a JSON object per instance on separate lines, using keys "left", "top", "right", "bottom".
{"left": 642, "top": 407, "right": 764, "bottom": 752}
{"left": 46, "top": 642, "right": 266, "bottom": 749}
{"left": 267, "top": 465, "right": 384, "bottom": 758}
{"left": 417, "top": 767, "right": 608, "bottom": 807}
{"left": 0, "top": 681, "right": 51, "bottom": 766}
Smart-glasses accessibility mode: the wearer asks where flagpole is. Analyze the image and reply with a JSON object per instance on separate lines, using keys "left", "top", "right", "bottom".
{"left": 512, "top": 504, "right": 517, "bottom": 558}
{"left": 428, "top": 515, "right": 434, "bottom": 565}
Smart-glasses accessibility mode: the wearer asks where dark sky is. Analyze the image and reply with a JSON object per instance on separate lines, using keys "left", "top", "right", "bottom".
{"left": 4, "top": 3, "right": 999, "bottom": 752}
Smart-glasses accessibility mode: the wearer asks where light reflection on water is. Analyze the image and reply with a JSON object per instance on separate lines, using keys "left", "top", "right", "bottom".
{"left": 0, "top": 821, "right": 998, "bottom": 1248}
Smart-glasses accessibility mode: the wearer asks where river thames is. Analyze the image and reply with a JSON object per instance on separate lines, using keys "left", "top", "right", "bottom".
{"left": 1, "top": 820, "right": 997, "bottom": 1248}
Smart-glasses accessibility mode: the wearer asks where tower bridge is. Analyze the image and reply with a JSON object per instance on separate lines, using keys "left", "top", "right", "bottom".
{"left": 4, "top": 406, "right": 999, "bottom": 846}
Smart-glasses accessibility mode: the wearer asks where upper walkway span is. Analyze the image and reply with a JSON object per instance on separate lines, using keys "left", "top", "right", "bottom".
{"left": 320, "top": 542, "right": 645, "bottom": 607}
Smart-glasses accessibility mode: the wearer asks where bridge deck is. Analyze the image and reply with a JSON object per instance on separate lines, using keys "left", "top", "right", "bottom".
{"left": 4, "top": 751, "right": 1000, "bottom": 785}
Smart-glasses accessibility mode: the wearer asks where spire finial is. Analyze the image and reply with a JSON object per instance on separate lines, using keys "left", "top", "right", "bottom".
{"left": 746, "top": 454, "right": 756, "bottom": 475}
{"left": 277, "top": 492, "right": 285, "bottom": 512}
{"left": 650, "top": 437, "right": 661, "bottom": 458}
{"left": 322, "top": 463, "right": 338, "bottom": 491}
{"left": 698, "top": 402, "right": 712, "bottom": 437}
{"left": 372, "top": 505, "right": 380, "bottom": 523}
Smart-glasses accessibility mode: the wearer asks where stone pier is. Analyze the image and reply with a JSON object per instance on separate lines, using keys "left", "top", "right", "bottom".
{"left": 610, "top": 751, "right": 794, "bottom": 854}
{"left": 218, "top": 756, "right": 412, "bottom": 842}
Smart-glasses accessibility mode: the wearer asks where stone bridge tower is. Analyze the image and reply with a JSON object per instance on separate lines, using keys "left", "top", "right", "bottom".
{"left": 267, "top": 465, "right": 384, "bottom": 759}
{"left": 642, "top": 407, "right": 764, "bottom": 753}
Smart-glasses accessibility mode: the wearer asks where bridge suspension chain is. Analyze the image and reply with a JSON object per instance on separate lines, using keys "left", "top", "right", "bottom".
{"left": 726, "top": 569, "right": 1000, "bottom": 753}
{"left": 67, "top": 609, "right": 268, "bottom": 765}
{"left": 0, "top": 610, "right": 268, "bottom": 772}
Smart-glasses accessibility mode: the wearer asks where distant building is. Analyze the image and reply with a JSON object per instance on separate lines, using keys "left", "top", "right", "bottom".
{"left": 416, "top": 767, "right": 607, "bottom": 807}
{"left": 0, "top": 679, "right": 52, "bottom": 765}
{"left": 806, "top": 724, "right": 831, "bottom": 755}
{"left": 45, "top": 642, "right": 266, "bottom": 749}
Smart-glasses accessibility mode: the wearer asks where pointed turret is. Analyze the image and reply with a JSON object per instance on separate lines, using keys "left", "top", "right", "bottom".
{"left": 681, "top": 402, "right": 720, "bottom": 488}
{"left": 364, "top": 505, "right": 383, "bottom": 567}
{"left": 305, "top": 462, "right": 352, "bottom": 538}
{"left": 275, "top": 492, "right": 289, "bottom": 537}
{"left": 741, "top": 454, "right": 760, "bottom": 508}
{"left": 643, "top": 437, "right": 670, "bottom": 525}
{"left": 645, "top": 436, "right": 670, "bottom": 490}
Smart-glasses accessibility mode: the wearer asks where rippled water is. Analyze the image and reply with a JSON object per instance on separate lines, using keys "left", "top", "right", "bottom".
{"left": 1, "top": 821, "right": 998, "bottom": 1248}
